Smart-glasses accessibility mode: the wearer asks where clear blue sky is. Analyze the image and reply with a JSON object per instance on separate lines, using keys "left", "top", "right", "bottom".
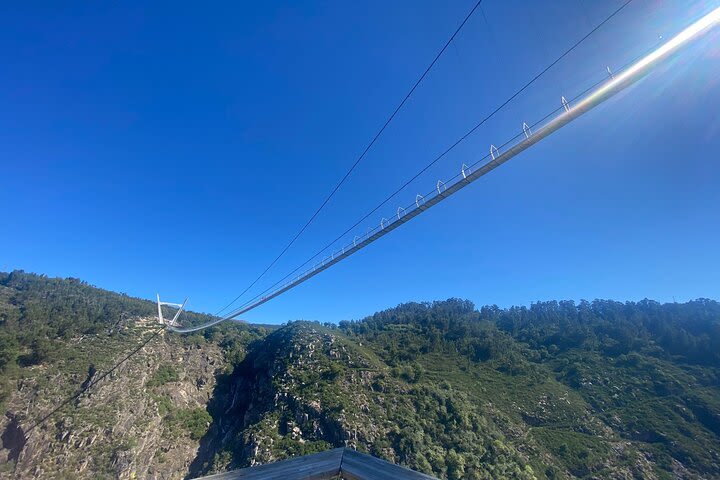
{"left": 2, "top": 0, "right": 719, "bottom": 324}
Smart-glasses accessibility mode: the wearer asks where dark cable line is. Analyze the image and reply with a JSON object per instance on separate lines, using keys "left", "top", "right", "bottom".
{"left": 226, "top": 96, "right": 572, "bottom": 317}
{"left": 225, "top": 36, "right": 660, "bottom": 320}
{"left": 214, "top": 0, "right": 486, "bottom": 317}
{"left": 25, "top": 325, "right": 166, "bottom": 435}
{"left": 222, "top": 0, "right": 636, "bottom": 318}
{"left": 21, "top": 2, "right": 660, "bottom": 432}
{"left": 225, "top": 105, "right": 570, "bottom": 318}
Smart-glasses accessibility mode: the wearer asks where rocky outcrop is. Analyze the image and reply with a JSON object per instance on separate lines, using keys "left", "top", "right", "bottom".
{"left": 0, "top": 318, "right": 226, "bottom": 480}
{"left": 188, "top": 322, "right": 412, "bottom": 476}
{"left": 2, "top": 292, "right": 717, "bottom": 480}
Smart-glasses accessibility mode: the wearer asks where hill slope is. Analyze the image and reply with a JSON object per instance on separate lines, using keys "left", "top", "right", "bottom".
{"left": 0, "top": 271, "right": 269, "bottom": 478}
{"left": 0, "top": 271, "right": 719, "bottom": 479}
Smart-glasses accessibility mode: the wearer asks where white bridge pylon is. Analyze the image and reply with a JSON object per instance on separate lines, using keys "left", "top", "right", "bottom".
{"left": 156, "top": 294, "right": 188, "bottom": 327}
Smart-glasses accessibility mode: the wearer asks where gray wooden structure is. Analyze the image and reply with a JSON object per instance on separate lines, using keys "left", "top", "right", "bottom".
{"left": 194, "top": 447, "right": 439, "bottom": 480}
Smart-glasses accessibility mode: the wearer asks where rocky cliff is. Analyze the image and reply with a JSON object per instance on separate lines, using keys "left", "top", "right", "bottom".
{"left": 2, "top": 317, "right": 227, "bottom": 479}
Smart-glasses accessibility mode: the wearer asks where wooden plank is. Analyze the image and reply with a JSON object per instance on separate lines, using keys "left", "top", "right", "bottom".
{"left": 194, "top": 447, "right": 343, "bottom": 480}
{"left": 340, "top": 449, "right": 439, "bottom": 480}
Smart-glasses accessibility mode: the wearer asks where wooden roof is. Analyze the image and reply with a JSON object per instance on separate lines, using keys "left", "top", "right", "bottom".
{"left": 194, "top": 447, "right": 439, "bottom": 480}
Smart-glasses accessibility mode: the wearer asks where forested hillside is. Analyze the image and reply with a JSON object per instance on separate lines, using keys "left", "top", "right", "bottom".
{"left": 0, "top": 271, "right": 269, "bottom": 478}
{"left": 335, "top": 299, "right": 720, "bottom": 478}
{"left": 1, "top": 271, "right": 719, "bottom": 479}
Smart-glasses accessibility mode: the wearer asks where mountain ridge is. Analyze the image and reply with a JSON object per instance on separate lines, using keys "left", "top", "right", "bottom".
{"left": 0, "top": 271, "right": 719, "bottom": 479}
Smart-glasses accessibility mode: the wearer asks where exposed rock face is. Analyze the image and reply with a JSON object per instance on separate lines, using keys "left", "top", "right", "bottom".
{"left": 0, "top": 319, "right": 684, "bottom": 480}
{"left": 189, "top": 323, "right": 357, "bottom": 476}
{"left": 188, "top": 323, "right": 546, "bottom": 479}
{"left": 1, "top": 319, "right": 226, "bottom": 480}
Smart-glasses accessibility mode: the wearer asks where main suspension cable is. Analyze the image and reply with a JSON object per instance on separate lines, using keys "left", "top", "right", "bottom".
{"left": 222, "top": 0, "right": 637, "bottom": 318}
{"left": 214, "top": 0, "right": 487, "bottom": 317}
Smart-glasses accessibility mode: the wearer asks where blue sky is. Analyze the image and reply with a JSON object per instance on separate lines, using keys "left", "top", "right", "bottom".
{"left": 2, "top": 0, "right": 719, "bottom": 324}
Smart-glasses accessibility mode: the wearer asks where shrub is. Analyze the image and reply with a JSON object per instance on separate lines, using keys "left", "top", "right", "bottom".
{"left": 148, "top": 365, "right": 179, "bottom": 387}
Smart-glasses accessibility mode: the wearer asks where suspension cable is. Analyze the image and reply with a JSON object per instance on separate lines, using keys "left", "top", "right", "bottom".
{"left": 219, "top": 0, "right": 637, "bottom": 317}
{"left": 214, "top": 0, "right": 487, "bottom": 317}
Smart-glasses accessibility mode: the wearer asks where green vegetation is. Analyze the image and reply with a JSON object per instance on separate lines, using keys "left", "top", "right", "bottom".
{"left": 148, "top": 365, "right": 180, "bottom": 387}
{"left": 199, "top": 298, "right": 719, "bottom": 478}
{"left": 0, "top": 270, "right": 267, "bottom": 478}
{"left": 175, "top": 407, "right": 213, "bottom": 440}
{"left": 332, "top": 299, "right": 720, "bottom": 478}
{"left": 531, "top": 428, "right": 611, "bottom": 477}
{"left": 1, "top": 271, "right": 719, "bottom": 479}
{"left": 0, "top": 271, "right": 264, "bottom": 409}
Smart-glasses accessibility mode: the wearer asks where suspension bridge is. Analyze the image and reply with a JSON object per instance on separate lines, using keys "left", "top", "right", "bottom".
{"left": 159, "top": 6, "right": 720, "bottom": 334}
